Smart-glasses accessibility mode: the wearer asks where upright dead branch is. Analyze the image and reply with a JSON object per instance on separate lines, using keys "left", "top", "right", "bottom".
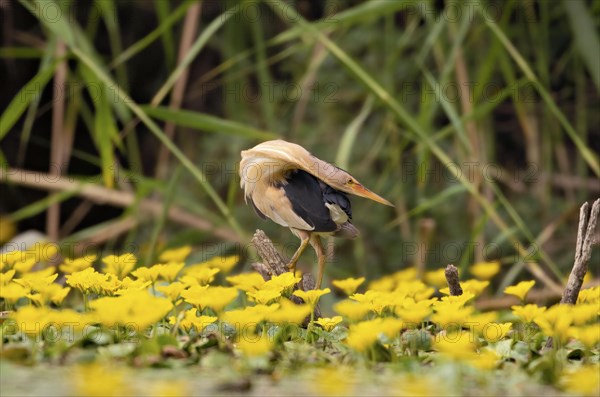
{"left": 250, "top": 230, "right": 320, "bottom": 321}
{"left": 444, "top": 264, "right": 463, "bottom": 296}
{"left": 546, "top": 198, "right": 599, "bottom": 349}
{"left": 560, "top": 199, "right": 599, "bottom": 304}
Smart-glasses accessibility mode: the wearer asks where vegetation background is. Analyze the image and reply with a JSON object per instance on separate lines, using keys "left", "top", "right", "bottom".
{"left": 1, "top": 0, "right": 599, "bottom": 296}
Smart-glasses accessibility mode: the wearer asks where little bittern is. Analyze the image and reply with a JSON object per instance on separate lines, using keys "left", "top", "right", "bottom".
{"left": 240, "top": 140, "right": 392, "bottom": 288}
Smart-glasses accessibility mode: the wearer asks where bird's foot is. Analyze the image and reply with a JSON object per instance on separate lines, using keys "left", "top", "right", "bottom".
{"left": 286, "top": 261, "right": 297, "bottom": 276}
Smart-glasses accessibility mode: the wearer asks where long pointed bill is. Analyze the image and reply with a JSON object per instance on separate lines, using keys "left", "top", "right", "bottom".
{"left": 351, "top": 184, "right": 394, "bottom": 206}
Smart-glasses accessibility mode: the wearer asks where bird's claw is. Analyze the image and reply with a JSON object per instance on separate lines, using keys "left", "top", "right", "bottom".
{"left": 286, "top": 262, "right": 296, "bottom": 275}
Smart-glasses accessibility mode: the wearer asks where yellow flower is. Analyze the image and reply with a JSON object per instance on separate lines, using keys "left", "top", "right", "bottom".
{"left": 221, "top": 304, "right": 279, "bottom": 332}
{"left": 65, "top": 268, "right": 109, "bottom": 295}
{"left": 379, "top": 317, "right": 405, "bottom": 338}
{"left": 265, "top": 298, "right": 311, "bottom": 325}
{"left": 90, "top": 290, "right": 172, "bottom": 331}
{"left": 571, "top": 325, "right": 600, "bottom": 349}
{"left": 571, "top": 303, "right": 598, "bottom": 325}
{"left": 154, "top": 262, "right": 185, "bottom": 282}
{"left": 350, "top": 290, "right": 402, "bottom": 315}
{"left": 26, "top": 283, "right": 71, "bottom": 306}
{"left": 333, "top": 299, "right": 370, "bottom": 321}
{"left": 188, "top": 309, "right": 217, "bottom": 333}
{"left": 431, "top": 304, "right": 474, "bottom": 329}
{"left": 263, "top": 272, "right": 301, "bottom": 293}
{"left": 435, "top": 292, "right": 475, "bottom": 306}
{"left": 345, "top": 321, "right": 381, "bottom": 352}
{"left": 469, "top": 311, "right": 499, "bottom": 334}
{"left": 159, "top": 246, "right": 192, "bottom": 262}
{"left": 174, "top": 309, "right": 217, "bottom": 333}
{"left": 504, "top": 280, "right": 535, "bottom": 301}
{"left": 367, "top": 275, "right": 396, "bottom": 292}
{"left": 423, "top": 268, "right": 448, "bottom": 288}
{"left": 460, "top": 279, "right": 490, "bottom": 296}
{"left": 1, "top": 250, "right": 24, "bottom": 267}
{"left": 221, "top": 309, "right": 262, "bottom": 332}
{"left": 226, "top": 272, "right": 265, "bottom": 292}
{"left": 0, "top": 269, "right": 16, "bottom": 285}
{"left": 191, "top": 255, "right": 240, "bottom": 274}
{"left": 247, "top": 288, "right": 282, "bottom": 305}
{"left": 560, "top": 365, "right": 600, "bottom": 396}
{"left": 73, "top": 362, "right": 131, "bottom": 396}
{"left": 435, "top": 331, "right": 476, "bottom": 360}
{"left": 398, "top": 281, "right": 435, "bottom": 301}
{"left": 179, "top": 285, "right": 209, "bottom": 307}
{"left": 13, "top": 257, "right": 38, "bottom": 274}
{"left": 131, "top": 266, "right": 163, "bottom": 283}
{"left": 156, "top": 282, "right": 185, "bottom": 302}
{"left": 10, "top": 306, "right": 52, "bottom": 337}
{"left": 481, "top": 322, "right": 512, "bottom": 342}
{"left": 0, "top": 282, "right": 28, "bottom": 304}
{"left": 59, "top": 255, "right": 97, "bottom": 274}
{"left": 332, "top": 277, "right": 365, "bottom": 296}
{"left": 115, "top": 277, "right": 151, "bottom": 295}
{"left": 392, "top": 268, "right": 418, "bottom": 282}
{"left": 183, "top": 266, "right": 220, "bottom": 285}
{"left": 34, "top": 242, "right": 59, "bottom": 263}
{"left": 395, "top": 299, "right": 432, "bottom": 325}
{"left": 181, "top": 286, "right": 238, "bottom": 312}
{"left": 511, "top": 304, "right": 546, "bottom": 323}
{"left": 315, "top": 316, "right": 343, "bottom": 331}
{"left": 14, "top": 270, "right": 58, "bottom": 293}
{"left": 102, "top": 253, "right": 137, "bottom": 279}
{"left": 292, "top": 288, "right": 330, "bottom": 306}
{"left": 236, "top": 333, "right": 272, "bottom": 357}
{"left": 578, "top": 286, "right": 600, "bottom": 304}
{"left": 534, "top": 304, "right": 573, "bottom": 342}
{"left": 470, "top": 261, "right": 500, "bottom": 280}
{"left": 344, "top": 318, "right": 401, "bottom": 352}
{"left": 469, "top": 349, "right": 500, "bottom": 370}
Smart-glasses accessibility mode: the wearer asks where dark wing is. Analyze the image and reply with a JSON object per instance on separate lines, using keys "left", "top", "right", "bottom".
{"left": 280, "top": 170, "right": 338, "bottom": 232}
{"left": 320, "top": 182, "right": 352, "bottom": 219}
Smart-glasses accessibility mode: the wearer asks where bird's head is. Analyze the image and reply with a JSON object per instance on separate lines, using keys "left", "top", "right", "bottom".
{"left": 321, "top": 166, "right": 394, "bottom": 207}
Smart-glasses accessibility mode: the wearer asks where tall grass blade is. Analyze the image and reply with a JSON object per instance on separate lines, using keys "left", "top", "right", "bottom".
{"left": 141, "top": 106, "right": 278, "bottom": 140}
{"left": 563, "top": 0, "right": 600, "bottom": 91}
{"left": 0, "top": 61, "right": 57, "bottom": 138}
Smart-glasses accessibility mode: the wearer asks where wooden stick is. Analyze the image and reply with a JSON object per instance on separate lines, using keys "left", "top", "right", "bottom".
{"left": 444, "top": 264, "right": 463, "bottom": 296}
{"left": 0, "top": 168, "right": 240, "bottom": 243}
{"left": 560, "top": 198, "right": 599, "bottom": 304}
{"left": 250, "top": 230, "right": 321, "bottom": 321}
{"left": 546, "top": 198, "right": 599, "bottom": 349}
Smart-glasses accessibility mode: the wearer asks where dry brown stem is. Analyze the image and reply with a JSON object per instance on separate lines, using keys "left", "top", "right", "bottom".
{"left": 0, "top": 168, "right": 240, "bottom": 243}
{"left": 444, "top": 264, "right": 463, "bottom": 296}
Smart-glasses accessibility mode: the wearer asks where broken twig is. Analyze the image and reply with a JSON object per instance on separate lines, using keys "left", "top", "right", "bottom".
{"left": 250, "top": 230, "right": 320, "bottom": 321}
{"left": 444, "top": 264, "right": 463, "bottom": 296}
{"left": 546, "top": 198, "right": 599, "bottom": 349}
{"left": 560, "top": 199, "right": 599, "bottom": 305}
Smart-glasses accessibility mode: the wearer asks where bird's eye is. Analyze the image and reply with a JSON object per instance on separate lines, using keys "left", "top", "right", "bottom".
{"left": 346, "top": 178, "right": 353, "bottom": 185}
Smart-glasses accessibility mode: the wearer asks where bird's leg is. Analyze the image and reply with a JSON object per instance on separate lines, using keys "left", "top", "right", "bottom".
{"left": 287, "top": 231, "right": 310, "bottom": 275}
{"left": 309, "top": 235, "right": 326, "bottom": 289}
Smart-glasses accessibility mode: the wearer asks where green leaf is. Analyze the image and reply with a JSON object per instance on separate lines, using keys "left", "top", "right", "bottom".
{"left": 563, "top": 0, "right": 600, "bottom": 91}
{"left": 94, "top": 98, "right": 117, "bottom": 188}
{"left": 141, "top": 106, "right": 277, "bottom": 140}
{"left": 336, "top": 96, "right": 374, "bottom": 170}
{"left": 0, "top": 61, "right": 57, "bottom": 139}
